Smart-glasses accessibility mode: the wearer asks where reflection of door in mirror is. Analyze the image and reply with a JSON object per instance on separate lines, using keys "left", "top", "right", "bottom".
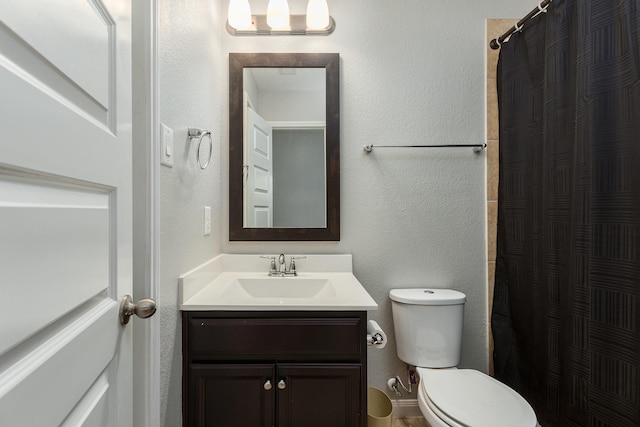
{"left": 244, "top": 105, "right": 273, "bottom": 227}
{"left": 242, "top": 105, "right": 326, "bottom": 228}
{"left": 242, "top": 67, "right": 326, "bottom": 228}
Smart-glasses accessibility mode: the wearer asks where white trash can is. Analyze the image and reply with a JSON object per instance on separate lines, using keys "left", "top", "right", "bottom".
{"left": 367, "top": 387, "right": 393, "bottom": 427}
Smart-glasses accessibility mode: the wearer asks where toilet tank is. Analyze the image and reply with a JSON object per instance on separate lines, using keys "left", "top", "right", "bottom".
{"left": 390, "top": 289, "right": 466, "bottom": 368}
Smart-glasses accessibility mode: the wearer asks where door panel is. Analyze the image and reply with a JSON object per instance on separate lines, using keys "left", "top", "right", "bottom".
{"left": 61, "top": 368, "right": 111, "bottom": 426}
{"left": 0, "top": 0, "right": 110, "bottom": 108}
{"left": 0, "top": 0, "right": 133, "bottom": 425}
{"left": 277, "top": 364, "right": 362, "bottom": 427}
{"left": 189, "top": 364, "right": 275, "bottom": 427}
{"left": 0, "top": 177, "right": 110, "bottom": 356}
{"left": 0, "top": 299, "right": 117, "bottom": 425}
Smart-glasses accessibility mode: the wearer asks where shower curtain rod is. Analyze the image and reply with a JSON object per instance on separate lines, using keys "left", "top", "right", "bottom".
{"left": 489, "top": 0, "right": 552, "bottom": 49}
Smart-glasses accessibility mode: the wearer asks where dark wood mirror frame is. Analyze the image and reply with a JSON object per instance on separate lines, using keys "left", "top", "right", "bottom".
{"left": 229, "top": 53, "right": 340, "bottom": 241}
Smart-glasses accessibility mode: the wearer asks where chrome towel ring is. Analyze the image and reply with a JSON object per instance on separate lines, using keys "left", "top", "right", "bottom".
{"left": 188, "top": 127, "right": 212, "bottom": 169}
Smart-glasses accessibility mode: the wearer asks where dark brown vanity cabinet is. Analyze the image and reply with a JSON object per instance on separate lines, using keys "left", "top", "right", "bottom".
{"left": 182, "top": 311, "right": 367, "bottom": 427}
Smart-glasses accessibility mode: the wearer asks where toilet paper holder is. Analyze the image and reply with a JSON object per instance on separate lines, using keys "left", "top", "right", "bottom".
{"left": 366, "top": 320, "right": 387, "bottom": 347}
{"left": 367, "top": 332, "right": 385, "bottom": 346}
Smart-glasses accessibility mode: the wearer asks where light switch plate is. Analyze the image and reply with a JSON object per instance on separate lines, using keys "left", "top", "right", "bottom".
{"left": 160, "top": 123, "right": 174, "bottom": 167}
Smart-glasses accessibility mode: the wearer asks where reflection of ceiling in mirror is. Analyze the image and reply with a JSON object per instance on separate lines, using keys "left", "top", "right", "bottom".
{"left": 248, "top": 68, "right": 325, "bottom": 92}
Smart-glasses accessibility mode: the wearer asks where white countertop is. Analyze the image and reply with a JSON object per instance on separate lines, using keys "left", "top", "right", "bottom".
{"left": 179, "top": 254, "right": 378, "bottom": 311}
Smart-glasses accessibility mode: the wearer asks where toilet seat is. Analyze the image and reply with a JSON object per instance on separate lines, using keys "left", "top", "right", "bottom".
{"left": 417, "top": 367, "right": 537, "bottom": 427}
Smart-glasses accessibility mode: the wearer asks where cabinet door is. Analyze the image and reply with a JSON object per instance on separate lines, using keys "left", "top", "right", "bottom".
{"left": 277, "top": 364, "right": 362, "bottom": 427}
{"left": 189, "top": 364, "right": 275, "bottom": 427}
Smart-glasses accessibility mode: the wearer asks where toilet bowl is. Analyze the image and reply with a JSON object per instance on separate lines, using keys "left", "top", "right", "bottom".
{"left": 389, "top": 288, "right": 538, "bottom": 427}
{"left": 416, "top": 367, "right": 537, "bottom": 427}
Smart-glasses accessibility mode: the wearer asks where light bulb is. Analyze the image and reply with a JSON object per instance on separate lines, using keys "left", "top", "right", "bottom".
{"left": 267, "top": 0, "right": 290, "bottom": 30}
{"left": 228, "top": 0, "right": 252, "bottom": 30}
{"left": 306, "top": 0, "right": 329, "bottom": 30}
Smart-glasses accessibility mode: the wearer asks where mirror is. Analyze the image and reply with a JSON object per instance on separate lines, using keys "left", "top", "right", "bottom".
{"left": 229, "top": 53, "right": 340, "bottom": 241}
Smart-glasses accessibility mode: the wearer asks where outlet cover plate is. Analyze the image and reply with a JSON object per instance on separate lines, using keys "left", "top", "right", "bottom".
{"left": 204, "top": 206, "right": 211, "bottom": 235}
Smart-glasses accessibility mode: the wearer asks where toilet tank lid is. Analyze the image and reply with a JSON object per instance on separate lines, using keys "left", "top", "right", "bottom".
{"left": 389, "top": 288, "right": 466, "bottom": 305}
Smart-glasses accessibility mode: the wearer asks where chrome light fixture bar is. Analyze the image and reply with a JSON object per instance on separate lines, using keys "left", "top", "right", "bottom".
{"left": 227, "top": 0, "right": 335, "bottom": 36}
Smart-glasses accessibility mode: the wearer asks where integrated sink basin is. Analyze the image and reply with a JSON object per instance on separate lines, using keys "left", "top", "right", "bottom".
{"left": 223, "top": 278, "right": 337, "bottom": 299}
{"left": 179, "top": 254, "right": 378, "bottom": 311}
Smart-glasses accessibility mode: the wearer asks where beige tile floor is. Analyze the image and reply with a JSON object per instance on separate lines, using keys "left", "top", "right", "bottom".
{"left": 391, "top": 417, "right": 429, "bottom": 427}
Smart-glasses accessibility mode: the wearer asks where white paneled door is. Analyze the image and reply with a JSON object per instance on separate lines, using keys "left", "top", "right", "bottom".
{"left": 0, "top": 0, "right": 139, "bottom": 426}
{"left": 245, "top": 107, "right": 273, "bottom": 227}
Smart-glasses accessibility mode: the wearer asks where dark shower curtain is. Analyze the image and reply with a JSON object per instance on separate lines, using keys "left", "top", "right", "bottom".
{"left": 491, "top": 0, "right": 640, "bottom": 426}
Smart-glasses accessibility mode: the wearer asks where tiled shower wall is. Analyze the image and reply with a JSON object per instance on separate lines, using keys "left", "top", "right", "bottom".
{"left": 486, "top": 19, "right": 516, "bottom": 376}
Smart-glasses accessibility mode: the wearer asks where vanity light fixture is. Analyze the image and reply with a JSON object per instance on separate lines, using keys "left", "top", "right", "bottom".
{"left": 227, "top": 0, "right": 252, "bottom": 30}
{"left": 267, "top": 0, "right": 290, "bottom": 30}
{"left": 226, "top": 0, "right": 335, "bottom": 36}
{"left": 306, "top": 0, "right": 329, "bottom": 29}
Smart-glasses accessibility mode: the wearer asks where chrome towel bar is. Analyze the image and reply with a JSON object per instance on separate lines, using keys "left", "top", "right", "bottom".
{"left": 364, "top": 144, "right": 486, "bottom": 153}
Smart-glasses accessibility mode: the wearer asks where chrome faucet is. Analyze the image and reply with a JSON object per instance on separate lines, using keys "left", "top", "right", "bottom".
{"left": 261, "top": 254, "right": 306, "bottom": 277}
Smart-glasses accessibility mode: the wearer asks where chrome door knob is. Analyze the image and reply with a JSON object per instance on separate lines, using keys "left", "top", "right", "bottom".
{"left": 264, "top": 380, "right": 272, "bottom": 391}
{"left": 119, "top": 295, "right": 157, "bottom": 325}
{"left": 277, "top": 379, "right": 286, "bottom": 390}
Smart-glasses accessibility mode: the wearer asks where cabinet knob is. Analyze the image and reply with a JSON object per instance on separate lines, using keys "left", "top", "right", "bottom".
{"left": 264, "top": 380, "right": 272, "bottom": 391}
{"left": 277, "top": 379, "right": 286, "bottom": 390}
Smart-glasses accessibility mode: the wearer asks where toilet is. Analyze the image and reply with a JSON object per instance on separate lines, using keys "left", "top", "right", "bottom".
{"left": 390, "top": 288, "right": 538, "bottom": 427}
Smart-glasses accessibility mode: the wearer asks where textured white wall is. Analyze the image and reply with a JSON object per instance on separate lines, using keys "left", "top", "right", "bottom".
{"left": 158, "top": 0, "right": 534, "bottom": 425}
{"left": 259, "top": 89, "right": 325, "bottom": 121}
{"left": 158, "top": 0, "right": 224, "bottom": 425}
{"left": 220, "top": 0, "right": 533, "bottom": 401}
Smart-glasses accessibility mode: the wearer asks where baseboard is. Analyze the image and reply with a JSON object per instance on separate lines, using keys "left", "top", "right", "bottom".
{"left": 391, "top": 399, "right": 422, "bottom": 418}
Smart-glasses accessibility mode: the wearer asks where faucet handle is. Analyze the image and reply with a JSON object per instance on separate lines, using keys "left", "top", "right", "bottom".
{"left": 260, "top": 256, "right": 277, "bottom": 274}
{"left": 288, "top": 256, "right": 306, "bottom": 275}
